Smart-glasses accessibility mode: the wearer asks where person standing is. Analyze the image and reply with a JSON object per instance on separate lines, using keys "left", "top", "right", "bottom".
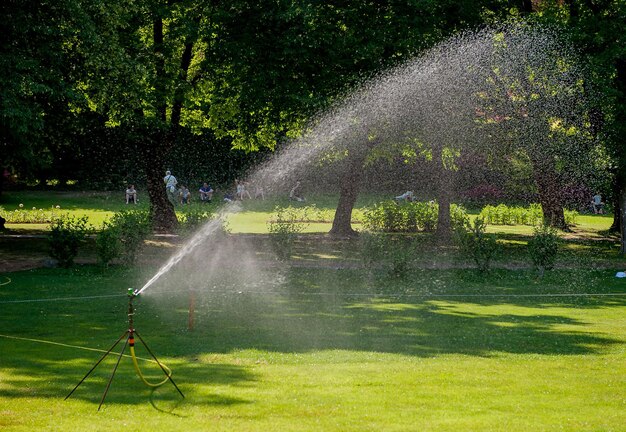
{"left": 164, "top": 170, "right": 178, "bottom": 205}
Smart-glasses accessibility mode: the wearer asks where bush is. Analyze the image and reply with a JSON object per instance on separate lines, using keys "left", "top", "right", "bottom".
{"left": 96, "top": 220, "right": 122, "bottom": 267}
{"left": 0, "top": 205, "right": 63, "bottom": 223}
{"left": 178, "top": 206, "right": 215, "bottom": 235}
{"left": 455, "top": 218, "right": 498, "bottom": 273}
{"left": 360, "top": 233, "right": 416, "bottom": 278}
{"left": 362, "top": 200, "right": 468, "bottom": 233}
{"left": 110, "top": 210, "right": 151, "bottom": 265}
{"left": 528, "top": 225, "right": 559, "bottom": 276}
{"left": 48, "top": 215, "right": 90, "bottom": 268}
{"left": 267, "top": 206, "right": 308, "bottom": 260}
{"left": 479, "top": 203, "right": 578, "bottom": 226}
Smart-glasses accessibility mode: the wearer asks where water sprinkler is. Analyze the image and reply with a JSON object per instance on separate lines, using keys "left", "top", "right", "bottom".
{"left": 65, "top": 288, "right": 184, "bottom": 410}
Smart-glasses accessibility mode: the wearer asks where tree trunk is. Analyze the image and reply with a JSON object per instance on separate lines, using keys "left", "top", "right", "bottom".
{"left": 610, "top": 171, "right": 622, "bottom": 233}
{"left": 620, "top": 187, "right": 626, "bottom": 254}
{"left": 143, "top": 134, "right": 177, "bottom": 232}
{"left": 613, "top": 57, "right": 626, "bottom": 241}
{"left": 0, "top": 165, "right": 4, "bottom": 199}
{"left": 329, "top": 154, "right": 366, "bottom": 238}
{"left": 531, "top": 156, "right": 567, "bottom": 229}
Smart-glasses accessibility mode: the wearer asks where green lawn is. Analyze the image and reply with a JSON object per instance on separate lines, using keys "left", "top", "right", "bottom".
{"left": 0, "top": 266, "right": 625, "bottom": 431}
{"left": 1, "top": 191, "right": 624, "bottom": 430}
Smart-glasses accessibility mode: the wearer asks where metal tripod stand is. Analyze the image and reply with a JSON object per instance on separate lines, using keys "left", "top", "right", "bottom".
{"left": 65, "top": 289, "right": 184, "bottom": 410}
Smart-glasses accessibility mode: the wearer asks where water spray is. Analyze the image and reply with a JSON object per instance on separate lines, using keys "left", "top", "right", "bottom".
{"left": 65, "top": 288, "right": 184, "bottom": 410}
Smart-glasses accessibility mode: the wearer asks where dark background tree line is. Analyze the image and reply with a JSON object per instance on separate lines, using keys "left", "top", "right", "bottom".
{"left": 1, "top": 0, "right": 625, "bottom": 243}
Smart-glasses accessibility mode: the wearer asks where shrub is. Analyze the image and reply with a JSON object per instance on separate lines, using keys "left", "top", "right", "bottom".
{"left": 0, "top": 205, "right": 63, "bottom": 223}
{"left": 455, "top": 218, "right": 498, "bottom": 273}
{"left": 528, "top": 225, "right": 559, "bottom": 276}
{"left": 267, "top": 206, "right": 308, "bottom": 260}
{"left": 178, "top": 206, "right": 214, "bottom": 235}
{"left": 360, "top": 233, "right": 416, "bottom": 278}
{"left": 479, "top": 203, "right": 576, "bottom": 227}
{"left": 110, "top": 210, "right": 151, "bottom": 265}
{"left": 461, "top": 184, "right": 504, "bottom": 204}
{"left": 48, "top": 215, "right": 90, "bottom": 268}
{"left": 564, "top": 209, "right": 579, "bottom": 226}
{"left": 96, "top": 220, "right": 122, "bottom": 267}
{"left": 362, "top": 200, "right": 468, "bottom": 233}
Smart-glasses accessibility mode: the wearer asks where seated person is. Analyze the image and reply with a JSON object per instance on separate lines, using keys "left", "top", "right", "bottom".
{"left": 592, "top": 194, "right": 604, "bottom": 214}
{"left": 253, "top": 183, "right": 265, "bottom": 200}
{"left": 289, "top": 181, "right": 305, "bottom": 202}
{"left": 394, "top": 190, "right": 414, "bottom": 202}
{"left": 236, "top": 179, "right": 252, "bottom": 200}
{"left": 125, "top": 184, "right": 138, "bottom": 204}
{"left": 199, "top": 182, "right": 214, "bottom": 202}
{"left": 179, "top": 185, "right": 191, "bottom": 205}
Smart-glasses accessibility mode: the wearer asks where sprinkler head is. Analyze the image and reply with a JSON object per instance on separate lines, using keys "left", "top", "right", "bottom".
{"left": 128, "top": 288, "right": 139, "bottom": 299}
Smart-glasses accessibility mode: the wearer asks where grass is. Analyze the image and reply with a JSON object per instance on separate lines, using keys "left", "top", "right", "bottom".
{"left": 0, "top": 190, "right": 624, "bottom": 430}
{"left": 0, "top": 266, "right": 624, "bottom": 431}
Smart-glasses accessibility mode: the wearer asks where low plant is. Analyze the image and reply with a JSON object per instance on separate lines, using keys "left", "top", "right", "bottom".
{"left": 362, "top": 200, "right": 468, "bottom": 233}
{"left": 267, "top": 206, "right": 308, "bottom": 260}
{"left": 178, "top": 206, "right": 214, "bottom": 235}
{"left": 109, "top": 210, "right": 151, "bottom": 265}
{"left": 479, "top": 203, "right": 578, "bottom": 227}
{"left": 95, "top": 220, "right": 122, "bottom": 267}
{"left": 360, "top": 232, "right": 416, "bottom": 278}
{"left": 528, "top": 225, "right": 559, "bottom": 276}
{"left": 455, "top": 218, "right": 498, "bottom": 273}
{"left": 0, "top": 204, "right": 63, "bottom": 223}
{"left": 48, "top": 215, "right": 91, "bottom": 268}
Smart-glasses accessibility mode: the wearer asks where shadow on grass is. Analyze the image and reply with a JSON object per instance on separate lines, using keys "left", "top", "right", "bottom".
{"left": 0, "top": 265, "right": 624, "bottom": 405}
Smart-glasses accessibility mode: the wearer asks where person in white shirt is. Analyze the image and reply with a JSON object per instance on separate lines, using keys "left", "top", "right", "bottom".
{"left": 125, "top": 184, "right": 137, "bottom": 204}
{"left": 289, "top": 181, "right": 305, "bottom": 202}
{"left": 164, "top": 170, "right": 178, "bottom": 205}
{"left": 394, "top": 190, "right": 414, "bottom": 202}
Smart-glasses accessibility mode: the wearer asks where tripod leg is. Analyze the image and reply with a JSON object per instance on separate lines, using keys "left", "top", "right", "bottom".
{"left": 134, "top": 331, "right": 185, "bottom": 398}
{"left": 65, "top": 331, "right": 128, "bottom": 400}
{"left": 98, "top": 335, "right": 129, "bottom": 411}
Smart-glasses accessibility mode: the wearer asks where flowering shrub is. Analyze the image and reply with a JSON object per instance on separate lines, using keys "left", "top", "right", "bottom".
{"left": 0, "top": 204, "right": 63, "bottom": 223}
{"left": 461, "top": 184, "right": 504, "bottom": 204}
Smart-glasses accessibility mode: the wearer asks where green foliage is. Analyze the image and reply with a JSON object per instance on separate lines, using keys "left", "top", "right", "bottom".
{"left": 95, "top": 220, "right": 122, "bottom": 268}
{"left": 360, "top": 233, "right": 416, "bottom": 278}
{"left": 528, "top": 225, "right": 560, "bottom": 276}
{"left": 109, "top": 210, "right": 151, "bottom": 265}
{"left": 267, "top": 206, "right": 308, "bottom": 261}
{"left": 0, "top": 205, "right": 63, "bottom": 223}
{"left": 48, "top": 215, "right": 90, "bottom": 268}
{"left": 177, "top": 206, "right": 215, "bottom": 236}
{"left": 362, "top": 201, "right": 468, "bottom": 233}
{"left": 480, "top": 204, "right": 578, "bottom": 226}
{"left": 455, "top": 218, "right": 499, "bottom": 273}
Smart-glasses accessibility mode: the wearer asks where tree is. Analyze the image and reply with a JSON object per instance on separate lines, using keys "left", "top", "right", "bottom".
{"left": 0, "top": 0, "right": 86, "bottom": 195}
{"left": 473, "top": 24, "right": 596, "bottom": 229}
{"left": 556, "top": 0, "right": 626, "bottom": 249}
